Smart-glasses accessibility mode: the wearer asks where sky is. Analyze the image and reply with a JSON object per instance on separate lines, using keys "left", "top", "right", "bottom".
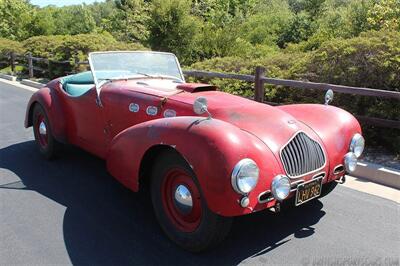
{"left": 30, "top": 0, "right": 105, "bottom": 7}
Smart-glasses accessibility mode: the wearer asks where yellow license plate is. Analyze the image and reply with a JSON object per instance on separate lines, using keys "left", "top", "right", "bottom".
{"left": 295, "top": 177, "right": 323, "bottom": 206}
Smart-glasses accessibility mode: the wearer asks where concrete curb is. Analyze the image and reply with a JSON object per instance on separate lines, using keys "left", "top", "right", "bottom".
{"left": 20, "top": 79, "right": 44, "bottom": 89}
{"left": 0, "top": 73, "right": 16, "bottom": 81}
{"left": 353, "top": 161, "right": 400, "bottom": 189}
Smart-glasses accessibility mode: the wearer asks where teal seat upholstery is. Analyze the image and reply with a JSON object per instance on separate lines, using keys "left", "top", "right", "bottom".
{"left": 65, "top": 83, "right": 94, "bottom": 97}
{"left": 61, "top": 71, "right": 94, "bottom": 97}
{"left": 61, "top": 70, "right": 132, "bottom": 97}
{"left": 63, "top": 71, "right": 94, "bottom": 84}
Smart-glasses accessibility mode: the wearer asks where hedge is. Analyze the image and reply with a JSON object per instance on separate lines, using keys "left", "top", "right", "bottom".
{"left": 0, "top": 33, "right": 147, "bottom": 77}
{"left": 188, "top": 30, "right": 400, "bottom": 154}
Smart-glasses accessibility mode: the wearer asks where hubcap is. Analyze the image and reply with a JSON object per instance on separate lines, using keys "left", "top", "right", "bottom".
{"left": 39, "top": 121, "right": 47, "bottom": 135}
{"left": 35, "top": 114, "right": 48, "bottom": 147}
{"left": 174, "top": 185, "right": 193, "bottom": 214}
{"left": 161, "top": 168, "right": 202, "bottom": 232}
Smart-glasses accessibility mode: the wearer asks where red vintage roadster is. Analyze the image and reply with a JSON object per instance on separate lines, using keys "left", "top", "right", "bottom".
{"left": 25, "top": 51, "right": 364, "bottom": 252}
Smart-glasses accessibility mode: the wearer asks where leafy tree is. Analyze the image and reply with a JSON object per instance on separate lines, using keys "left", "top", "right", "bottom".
{"left": 0, "top": 0, "right": 33, "bottom": 40}
{"left": 367, "top": 0, "right": 400, "bottom": 31}
{"left": 282, "top": 0, "right": 375, "bottom": 51}
{"left": 89, "top": 0, "right": 116, "bottom": 26}
{"left": 100, "top": 0, "right": 149, "bottom": 42}
{"left": 30, "top": 7, "right": 58, "bottom": 36}
{"left": 238, "top": 0, "right": 292, "bottom": 46}
{"left": 148, "top": 0, "right": 201, "bottom": 64}
{"left": 192, "top": 0, "right": 257, "bottom": 26}
{"left": 53, "top": 5, "right": 97, "bottom": 35}
{"left": 287, "top": 0, "right": 326, "bottom": 18}
{"left": 347, "top": 0, "right": 373, "bottom": 36}
{"left": 277, "top": 12, "right": 315, "bottom": 47}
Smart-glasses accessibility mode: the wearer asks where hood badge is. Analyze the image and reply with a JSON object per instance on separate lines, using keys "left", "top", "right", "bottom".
{"left": 287, "top": 120, "right": 298, "bottom": 129}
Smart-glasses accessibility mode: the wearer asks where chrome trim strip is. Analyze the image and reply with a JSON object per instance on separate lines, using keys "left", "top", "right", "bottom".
{"left": 279, "top": 131, "right": 327, "bottom": 179}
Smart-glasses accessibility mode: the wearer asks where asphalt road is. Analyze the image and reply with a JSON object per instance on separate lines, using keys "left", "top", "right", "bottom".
{"left": 0, "top": 80, "right": 399, "bottom": 265}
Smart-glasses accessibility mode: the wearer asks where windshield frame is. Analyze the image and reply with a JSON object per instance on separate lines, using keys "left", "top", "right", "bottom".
{"left": 88, "top": 51, "right": 185, "bottom": 93}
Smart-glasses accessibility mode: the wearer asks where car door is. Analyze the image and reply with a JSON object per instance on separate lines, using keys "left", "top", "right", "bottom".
{"left": 100, "top": 84, "right": 164, "bottom": 140}
{"left": 64, "top": 87, "right": 108, "bottom": 158}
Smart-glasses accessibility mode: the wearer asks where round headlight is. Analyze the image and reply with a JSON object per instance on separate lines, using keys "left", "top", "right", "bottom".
{"left": 231, "top": 159, "right": 259, "bottom": 194}
{"left": 344, "top": 152, "right": 357, "bottom": 172}
{"left": 271, "top": 175, "right": 291, "bottom": 201}
{"left": 349, "top": 133, "right": 364, "bottom": 158}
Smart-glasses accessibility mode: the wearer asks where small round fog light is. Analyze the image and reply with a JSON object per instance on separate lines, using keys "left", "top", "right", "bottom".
{"left": 271, "top": 175, "right": 290, "bottom": 201}
{"left": 344, "top": 152, "right": 357, "bottom": 172}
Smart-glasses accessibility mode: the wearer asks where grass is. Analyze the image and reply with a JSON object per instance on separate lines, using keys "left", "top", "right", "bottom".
{"left": 0, "top": 65, "right": 24, "bottom": 75}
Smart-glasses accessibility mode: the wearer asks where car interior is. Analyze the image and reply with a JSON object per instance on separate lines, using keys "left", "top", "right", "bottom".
{"left": 60, "top": 71, "right": 95, "bottom": 97}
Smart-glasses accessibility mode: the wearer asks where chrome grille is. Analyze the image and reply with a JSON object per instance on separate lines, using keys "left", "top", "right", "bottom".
{"left": 280, "top": 132, "right": 325, "bottom": 178}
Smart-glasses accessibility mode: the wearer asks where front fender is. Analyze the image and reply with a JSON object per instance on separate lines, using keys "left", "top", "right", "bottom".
{"left": 106, "top": 116, "right": 281, "bottom": 217}
{"left": 278, "top": 104, "right": 362, "bottom": 181}
{"left": 25, "top": 82, "right": 68, "bottom": 143}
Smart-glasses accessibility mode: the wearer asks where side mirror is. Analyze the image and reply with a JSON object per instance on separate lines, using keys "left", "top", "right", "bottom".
{"left": 193, "top": 97, "right": 211, "bottom": 118}
{"left": 325, "top": 89, "right": 334, "bottom": 105}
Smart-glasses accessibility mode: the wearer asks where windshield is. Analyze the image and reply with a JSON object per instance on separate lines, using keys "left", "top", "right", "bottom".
{"left": 88, "top": 51, "right": 184, "bottom": 86}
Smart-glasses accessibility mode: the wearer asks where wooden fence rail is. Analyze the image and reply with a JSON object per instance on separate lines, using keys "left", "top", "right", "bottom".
{"left": 183, "top": 68, "right": 400, "bottom": 129}
{"left": 0, "top": 52, "right": 399, "bottom": 129}
{"left": 183, "top": 69, "right": 400, "bottom": 100}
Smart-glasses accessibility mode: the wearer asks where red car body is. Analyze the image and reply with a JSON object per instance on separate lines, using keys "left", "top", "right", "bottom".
{"left": 24, "top": 51, "right": 363, "bottom": 251}
{"left": 25, "top": 75, "right": 361, "bottom": 216}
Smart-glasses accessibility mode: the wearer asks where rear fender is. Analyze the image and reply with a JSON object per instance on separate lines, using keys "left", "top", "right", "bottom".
{"left": 25, "top": 82, "right": 67, "bottom": 143}
{"left": 278, "top": 104, "right": 362, "bottom": 181}
{"left": 106, "top": 116, "right": 281, "bottom": 217}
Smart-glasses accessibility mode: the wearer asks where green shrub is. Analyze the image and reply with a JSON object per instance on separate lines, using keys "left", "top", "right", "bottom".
{"left": 302, "top": 30, "right": 400, "bottom": 152}
{"left": 189, "top": 30, "right": 400, "bottom": 153}
{"left": 21, "top": 33, "right": 147, "bottom": 78}
{"left": 0, "top": 38, "right": 25, "bottom": 55}
{"left": 23, "top": 33, "right": 147, "bottom": 61}
{"left": 0, "top": 38, "right": 26, "bottom": 72}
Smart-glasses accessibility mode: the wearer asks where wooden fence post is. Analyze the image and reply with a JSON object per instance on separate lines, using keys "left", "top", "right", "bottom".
{"left": 10, "top": 52, "right": 15, "bottom": 74}
{"left": 254, "top": 66, "right": 265, "bottom": 102}
{"left": 27, "top": 52, "right": 34, "bottom": 79}
{"left": 74, "top": 55, "right": 80, "bottom": 74}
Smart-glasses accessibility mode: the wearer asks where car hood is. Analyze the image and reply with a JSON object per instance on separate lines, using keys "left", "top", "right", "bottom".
{"left": 171, "top": 91, "right": 323, "bottom": 156}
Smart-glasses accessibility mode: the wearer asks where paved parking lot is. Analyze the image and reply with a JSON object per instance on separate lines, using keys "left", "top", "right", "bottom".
{"left": 1, "top": 80, "right": 399, "bottom": 265}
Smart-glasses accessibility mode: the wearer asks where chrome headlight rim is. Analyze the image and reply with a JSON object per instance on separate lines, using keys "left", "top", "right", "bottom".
{"left": 271, "top": 174, "right": 291, "bottom": 201}
{"left": 344, "top": 152, "right": 357, "bottom": 173}
{"left": 231, "top": 158, "right": 259, "bottom": 195}
{"left": 349, "top": 133, "right": 365, "bottom": 158}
